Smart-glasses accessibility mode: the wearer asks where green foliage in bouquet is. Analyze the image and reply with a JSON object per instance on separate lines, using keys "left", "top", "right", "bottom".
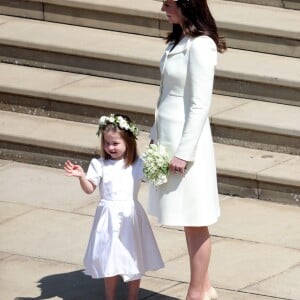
{"left": 142, "top": 144, "right": 169, "bottom": 186}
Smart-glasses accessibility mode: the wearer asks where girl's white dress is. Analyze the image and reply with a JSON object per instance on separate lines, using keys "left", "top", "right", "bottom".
{"left": 84, "top": 157, "right": 164, "bottom": 282}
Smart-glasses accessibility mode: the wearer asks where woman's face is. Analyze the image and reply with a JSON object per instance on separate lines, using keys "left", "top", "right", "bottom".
{"left": 161, "top": 0, "right": 182, "bottom": 25}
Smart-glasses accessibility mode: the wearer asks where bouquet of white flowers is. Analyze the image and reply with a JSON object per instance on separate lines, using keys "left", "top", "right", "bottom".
{"left": 142, "top": 144, "right": 170, "bottom": 186}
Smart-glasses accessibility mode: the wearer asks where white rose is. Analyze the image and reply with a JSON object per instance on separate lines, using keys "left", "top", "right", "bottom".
{"left": 108, "top": 116, "right": 115, "bottom": 123}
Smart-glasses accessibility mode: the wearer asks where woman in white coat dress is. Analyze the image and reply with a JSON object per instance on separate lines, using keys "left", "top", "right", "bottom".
{"left": 149, "top": 1, "right": 226, "bottom": 299}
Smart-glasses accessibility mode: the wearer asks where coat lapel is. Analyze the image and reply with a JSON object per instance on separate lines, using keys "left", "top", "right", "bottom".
{"left": 168, "top": 37, "right": 189, "bottom": 56}
{"left": 161, "top": 36, "right": 190, "bottom": 76}
{"left": 157, "top": 37, "right": 191, "bottom": 109}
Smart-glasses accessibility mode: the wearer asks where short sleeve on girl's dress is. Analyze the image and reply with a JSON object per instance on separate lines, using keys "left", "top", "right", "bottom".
{"left": 86, "top": 158, "right": 103, "bottom": 187}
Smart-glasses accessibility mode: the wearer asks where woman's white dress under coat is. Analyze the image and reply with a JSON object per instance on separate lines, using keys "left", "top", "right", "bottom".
{"left": 149, "top": 36, "right": 220, "bottom": 226}
{"left": 84, "top": 158, "right": 163, "bottom": 282}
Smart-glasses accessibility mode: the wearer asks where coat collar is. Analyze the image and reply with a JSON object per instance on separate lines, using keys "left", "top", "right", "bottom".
{"left": 166, "top": 36, "right": 190, "bottom": 56}
{"left": 160, "top": 36, "right": 191, "bottom": 76}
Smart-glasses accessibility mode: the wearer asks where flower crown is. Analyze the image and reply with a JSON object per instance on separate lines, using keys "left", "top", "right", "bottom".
{"left": 96, "top": 114, "right": 139, "bottom": 139}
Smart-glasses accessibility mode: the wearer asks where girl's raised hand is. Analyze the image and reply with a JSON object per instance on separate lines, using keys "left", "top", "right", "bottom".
{"left": 64, "top": 160, "right": 84, "bottom": 177}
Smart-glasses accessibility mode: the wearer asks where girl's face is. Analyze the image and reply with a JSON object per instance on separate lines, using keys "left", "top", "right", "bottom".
{"left": 103, "top": 131, "right": 127, "bottom": 160}
{"left": 161, "top": 0, "right": 182, "bottom": 25}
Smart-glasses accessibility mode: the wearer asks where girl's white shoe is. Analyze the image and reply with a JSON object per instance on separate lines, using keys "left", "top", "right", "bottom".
{"left": 208, "top": 287, "right": 218, "bottom": 299}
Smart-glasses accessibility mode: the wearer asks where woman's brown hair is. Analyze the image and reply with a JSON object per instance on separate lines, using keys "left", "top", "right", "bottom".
{"left": 167, "top": 0, "right": 226, "bottom": 53}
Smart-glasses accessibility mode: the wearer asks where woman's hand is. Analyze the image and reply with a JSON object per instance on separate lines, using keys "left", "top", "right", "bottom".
{"left": 169, "top": 156, "right": 187, "bottom": 175}
{"left": 64, "top": 160, "right": 85, "bottom": 178}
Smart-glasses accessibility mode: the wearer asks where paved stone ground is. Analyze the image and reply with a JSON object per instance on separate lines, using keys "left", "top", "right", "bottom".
{"left": 0, "top": 159, "right": 299, "bottom": 299}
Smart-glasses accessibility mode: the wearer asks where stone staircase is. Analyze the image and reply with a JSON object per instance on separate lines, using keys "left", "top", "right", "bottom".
{"left": 222, "top": 0, "right": 300, "bottom": 10}
{"left": 0, "top": 0, "right": 299, "bottom": 205}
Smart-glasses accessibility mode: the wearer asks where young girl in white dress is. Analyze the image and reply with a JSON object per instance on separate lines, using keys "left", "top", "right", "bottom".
{"left": 64, "top": 114, "right": 164, "bottom": 300}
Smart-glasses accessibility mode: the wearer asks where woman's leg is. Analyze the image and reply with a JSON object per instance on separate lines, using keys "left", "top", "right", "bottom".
{"left": 104, "top": 276, "right": 119, "bottom": 300}
{"left": 128, "top": 279, "right": 141, "bottom": 300}
{"left": 184, "top": 226, "right": 211, "bottom": 300}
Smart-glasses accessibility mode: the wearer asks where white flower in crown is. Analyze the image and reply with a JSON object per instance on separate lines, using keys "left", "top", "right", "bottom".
{"left": 99, "top": 116, "right": 107, "bottom": 126}
{"left": 117, "top": 116, "right": 129, "bottom": 130}
{"left": 108, "top": 116, "right": 115, "bottom": 123}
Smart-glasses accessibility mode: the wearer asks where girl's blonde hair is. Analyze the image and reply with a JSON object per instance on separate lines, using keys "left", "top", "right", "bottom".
{"left": 99, "top": 115, "right": 138, "bottom": 167}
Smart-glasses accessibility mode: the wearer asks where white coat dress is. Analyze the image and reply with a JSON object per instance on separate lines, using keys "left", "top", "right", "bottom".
{"left": 148, "top": 35, "right": 220, "bottom": 226}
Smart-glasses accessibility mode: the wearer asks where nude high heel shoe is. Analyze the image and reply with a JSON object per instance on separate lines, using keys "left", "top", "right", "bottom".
{"left": 203, "top": 292, "right": 211, "bottom": 300}
{"left": 208, "top": 287, "right": 218, "bottom": 299}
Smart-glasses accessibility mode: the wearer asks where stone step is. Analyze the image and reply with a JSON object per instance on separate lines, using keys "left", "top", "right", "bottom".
{"left": 221, "top": 0, "right": 300, "bottom": 10}
{"left": 1, "top": 63, "right": 299, "bottom": 155}
{"left": 0, "top": 0, "right": 299, "bottom": 57}
{"left": 0, "top": 110, "right": 299, "bottom": 205}
{"left": 0, "top": 16, "right": 299, "bottom": 106}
